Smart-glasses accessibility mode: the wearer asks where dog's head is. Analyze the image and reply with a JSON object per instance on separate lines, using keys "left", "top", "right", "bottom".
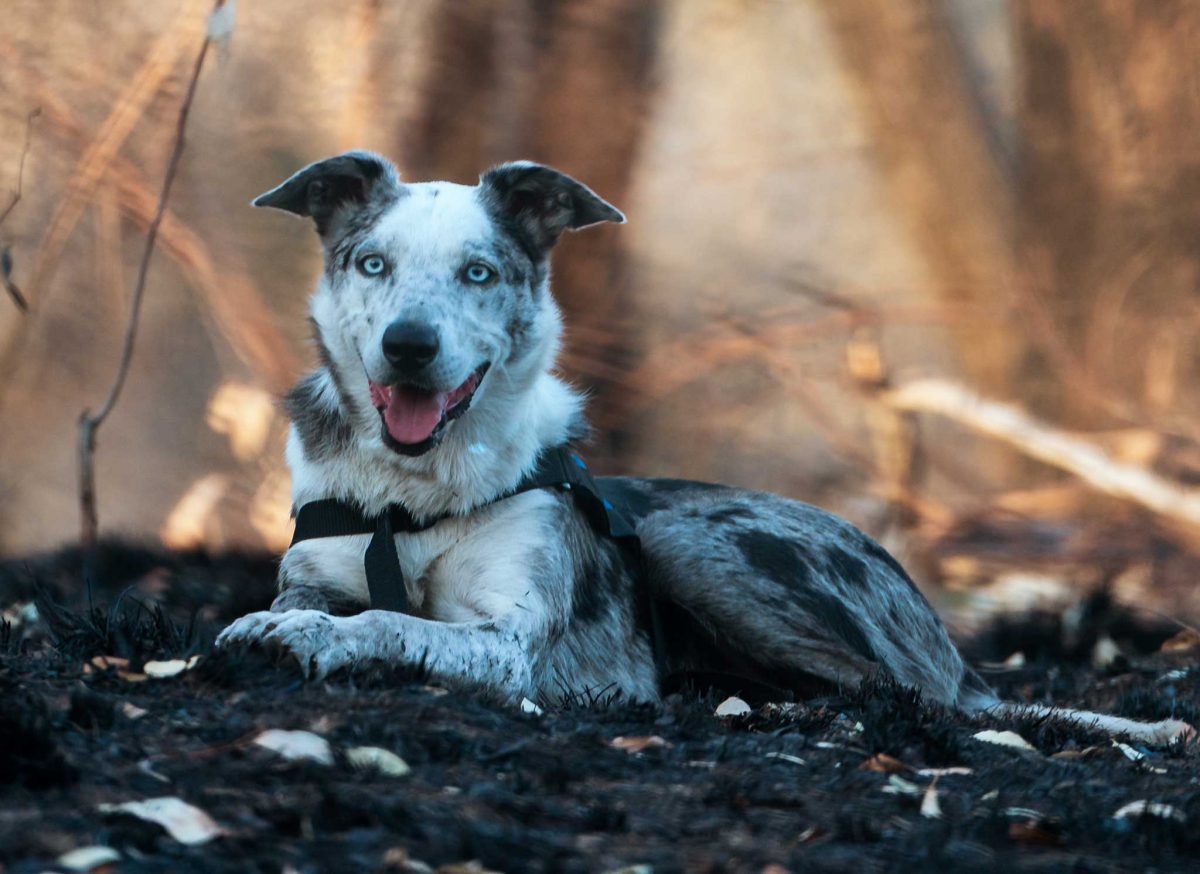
{"left": 255, "top": 152, "right": 623, "bottom": 458}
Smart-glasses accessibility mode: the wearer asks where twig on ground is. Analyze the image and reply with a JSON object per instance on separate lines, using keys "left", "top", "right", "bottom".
{"left": 78, "top": 10, "right": 216, "bottom": 567}
{"left": 1, "top": 108, "right": 40, "bottom": 311}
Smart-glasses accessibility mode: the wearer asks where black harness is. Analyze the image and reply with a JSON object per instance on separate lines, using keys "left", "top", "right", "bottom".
{"left": 289, "top": 446, "right": 667, "bottom": 677}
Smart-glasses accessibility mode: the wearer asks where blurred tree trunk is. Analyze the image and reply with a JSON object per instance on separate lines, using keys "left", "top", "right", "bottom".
{"left": 816, "top": 0, "right": 1022, "bottom": 400}
{"left": 1015, "top": 1, "right": 1200, "bottom": 431}
{"left": 400, "top": 0, "right": 661, "bottom": 456}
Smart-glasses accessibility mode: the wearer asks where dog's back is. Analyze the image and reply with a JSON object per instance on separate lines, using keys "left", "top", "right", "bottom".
{"left": 601, "top": 477, "right": 996, "bottom": 709}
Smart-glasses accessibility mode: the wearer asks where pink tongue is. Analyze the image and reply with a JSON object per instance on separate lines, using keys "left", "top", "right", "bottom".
{"left": 382, "top": 385, "right": 447, "bottom": 445}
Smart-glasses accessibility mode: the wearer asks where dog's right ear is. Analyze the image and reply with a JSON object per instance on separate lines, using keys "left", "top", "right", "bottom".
{"left": 252, "top": 151, "right": 400, "bottom": 236}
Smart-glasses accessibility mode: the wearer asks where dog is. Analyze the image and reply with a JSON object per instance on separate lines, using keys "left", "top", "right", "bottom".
{"left": 217, "top": 152, "right": 1191, "bottom": 746}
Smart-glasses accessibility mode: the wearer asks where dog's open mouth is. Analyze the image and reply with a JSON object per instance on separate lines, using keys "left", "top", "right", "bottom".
{"left": 368, "top": 363, "right": 490, "bottom": 456}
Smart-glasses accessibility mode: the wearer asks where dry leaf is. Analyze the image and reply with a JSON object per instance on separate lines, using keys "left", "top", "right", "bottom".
{"left": 144, "top": 655, "right": 201, "bottom": 678}
{"left": 916, "top": 767, "right": 972, "bottom": 777}
{"left": 1008, "top": 818, "right": 1062, "bottom": 847}
{"left": 881, "top": 774, "right": 921, "bottom": 796}
{"left": 116, "top": 672, "right": 149, "bottom": 683}
{"left": 346, "top": 746, "right": 411, "bottom": 777}
{"left": 765, "top": 752, "right": 807, "bottom": 766}
{"left": 436, "top": 863, "right": 504, "bottom": 874}
{"left": 84, "top": 655, "right": 130, "bottom": 674}
{"left": 610, "top": 736, "right": 670, "bottom": 754}
{"left": 1091, "top": 635, "right": 1121, "bottom": 669}
{"left": 715, "top": 696, "right": 752, "bottom": 717}
{"left": 97, "top": 797, "right": 223, "bottom": 845}
{"left": 860, "top": 753, "right": 910, "bottom": 774}
{"left": 796, "top": 825, "right": 825, "bottom": 846}
{"left": 1160, "top": 628, "right": 1200, "bottom": 653}
{"left": 1002, "top": 651, "right": 1026, "bottom": 668}
{"left": 1050, "top": 745, "right": 1102, "bottom": 761}
{"left": 973, "top": 730, "right": 1035, "bottom": 751}
{"left": 121, "top": 702, "right": 148, "bottom": 720}
{"left": 1113, "top": 800, "right": 1186, "bottom": 823}
{"left": 253, "top": 729, "right": 334, "bottom": 765}
{"left": 381, "top": 847, "right": 435, "bottom": 873}
{"left": 920, "top": 780, "right": 942, "bottom": 819}
{"left": 57, "top": 845, "right": 121, "bottom": 871}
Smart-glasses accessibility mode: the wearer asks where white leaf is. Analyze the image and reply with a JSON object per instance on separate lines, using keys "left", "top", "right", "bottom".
{"left": 881, "top": 775, "right": 922, "bottom": 796}
{"left": 1113, "top": 799, "right": 1186, "bottom": 823}
{"left": 1004, "top": 806, "right": 1045, "bottom": 819}
{"left": 715, "top": 696, "right": 752, "bottom": 717}
{"left": 143, "top": 655, "right": 201, "bottom": 678}
{"left": 519, "top": 697, "right": 544, "bottom": 716}
{"left": 1091, "top": 635, "right": 1121, "bottom": 669}
{"left": 253, "top": 729, "right": 334, "bottom": 765}
{"left": 57, "top": 846, "right": 121, "bottom": 871}
{"left": 121, "top": 702, "right": 148, "bottom": 720}
{"left": 973, "top": 729, "right": 1035, "bottom": 751}
{"left": 97, "top": 797, "right": 223, "bottom": 845}
{"left": 920, "top": 782, "right": 942, "bottom": 818}
{"left": 345, "top": 746, "right": 411, "bottom": 777}
{"left": 765, "top": 752, "right": 807, "bottom": 766}
{"left": 917, "top": 767, "right": 973, "bottom": 777}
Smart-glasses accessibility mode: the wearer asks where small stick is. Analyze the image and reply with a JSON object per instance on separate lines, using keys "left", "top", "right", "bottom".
{"left": 78, "top": 9, "right": 216, "bottom": 571}
{"left": 1, "top": 107, "right": 40, "bottom": 311}
{"left": 0, "top": 107, "right": 39, "bottom": 228}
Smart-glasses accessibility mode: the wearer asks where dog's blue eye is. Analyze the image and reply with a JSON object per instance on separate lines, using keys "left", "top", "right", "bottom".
{"left": 464, "top": 263, "right": 495, "bottom": 285}
{"left": 358, "top": 254, "right": 387, "bottom": 276}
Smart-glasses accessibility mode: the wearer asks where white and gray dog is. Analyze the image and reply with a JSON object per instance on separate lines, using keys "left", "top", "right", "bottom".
{"left": 218, "top": 151, "right": 1190, "bottom": 745}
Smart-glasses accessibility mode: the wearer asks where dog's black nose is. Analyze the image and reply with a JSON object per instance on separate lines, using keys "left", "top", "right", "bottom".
{"left": 382, "top": 321, "right": 440, "bottom": 372}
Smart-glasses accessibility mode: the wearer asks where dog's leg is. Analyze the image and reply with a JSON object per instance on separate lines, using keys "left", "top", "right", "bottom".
{"left": 216, "top": 609, "right": 537, "bottom": 702}
{"left": 270, "top": 537, "right": 371, "bottom": 615}
{"left": 268, "top": 584, "right": 364, "bottom": 616}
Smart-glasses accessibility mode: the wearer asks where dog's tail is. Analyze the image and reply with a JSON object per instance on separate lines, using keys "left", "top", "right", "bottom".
{"left": 955, "top": 666, "right": 1193, "bottom": 747}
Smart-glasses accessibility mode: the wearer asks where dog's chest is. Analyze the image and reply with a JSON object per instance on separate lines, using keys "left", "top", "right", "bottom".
{"left": 281, "top": 490, "right": 559, "bottom": 622}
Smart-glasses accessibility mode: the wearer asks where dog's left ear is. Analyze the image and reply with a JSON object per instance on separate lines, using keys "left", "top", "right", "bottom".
{"left": 480, "top": 162, "right": 625, "bottom": 255}
{"left": 252, "top": 151, "right": 400, "bottom": 237}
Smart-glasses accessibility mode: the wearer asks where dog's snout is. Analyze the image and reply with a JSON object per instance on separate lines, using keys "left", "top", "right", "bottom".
{"left": 382, "top": 320, "right": 440, "bottom": 372}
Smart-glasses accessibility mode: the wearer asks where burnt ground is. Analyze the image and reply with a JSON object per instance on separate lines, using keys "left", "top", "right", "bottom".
{"left": 2, "top": 541, "right": 1199, "bottom": 873}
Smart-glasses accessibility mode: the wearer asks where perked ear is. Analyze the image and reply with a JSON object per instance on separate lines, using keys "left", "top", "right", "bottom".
{"left": 480, "top": 162, "right": 625, "bottom": 255}
{"left": 252, "top": 151, "right": 400, "bottom": 236}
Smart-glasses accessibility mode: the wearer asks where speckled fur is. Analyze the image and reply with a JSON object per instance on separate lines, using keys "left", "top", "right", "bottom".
{"left": 217, "top": 153, "right": 1192, "bottom": 745}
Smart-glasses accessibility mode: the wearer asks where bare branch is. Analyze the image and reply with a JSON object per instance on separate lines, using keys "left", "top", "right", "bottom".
{"left": 78, "top": 13, "right": 215, "bottom": 554}
{"left": 1, "top": 108, "right": 40, "bottom": 312}
{"left": 0, "top": 107, "right": 39, "bottom": 228}
{"left": 885, "top": 378, "right": 1200, "bottom": 534}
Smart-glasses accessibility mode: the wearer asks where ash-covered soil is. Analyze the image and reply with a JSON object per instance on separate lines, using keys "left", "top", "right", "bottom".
{"left": 1, "top": 542, "right": 1198, "bottom": 873}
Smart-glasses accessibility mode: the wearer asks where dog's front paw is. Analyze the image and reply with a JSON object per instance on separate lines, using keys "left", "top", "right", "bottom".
{"left": 215, "top": 609, "right": 359, "bottom": 679}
